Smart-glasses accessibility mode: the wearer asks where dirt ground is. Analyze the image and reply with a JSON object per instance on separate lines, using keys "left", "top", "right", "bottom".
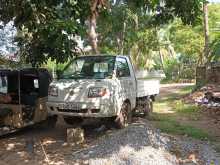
{"left": 159, "top": 83, "right": 220, "bottom": 139}
{"left": 0, "top": 117, "right": 118, "bottom": 165}
{"left": 0, "top": 83, "right": 219, "bottom": 165}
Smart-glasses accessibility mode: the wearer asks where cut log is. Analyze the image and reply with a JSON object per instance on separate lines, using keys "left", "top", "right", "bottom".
{"left": 66, "top": 128, "right": 84, "bottom": 145}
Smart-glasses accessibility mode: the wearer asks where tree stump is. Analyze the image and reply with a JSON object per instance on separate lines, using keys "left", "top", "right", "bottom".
{"left": 66, "top": 127, "right": 84, "bottom": 145}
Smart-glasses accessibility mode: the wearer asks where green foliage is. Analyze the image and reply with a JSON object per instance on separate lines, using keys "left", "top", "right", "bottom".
{"left": 208, "top": 4, "right": 220, "bottom": 34}
{"left": 0, "top": 0, "right": 90, "bottom": 66}
{"left": 207, "top": 4, "right": 220, "bottom": 62}
{"left": 97, "top": 0, "right": 204, "bottom": 70}
{"left": 163, "top": 0, "right": 204, "bottom": 25}
{"left": 155, "top": 3, "right": 220, "bottom": 81}
{"left": 0, "top": 0, "right": 206, "bottom": 67}
{"left": 173, "top": 100, "right": 200, "bottom": 116}
{"left": 162, "top": 57, "right": 195, "bottom": 81}
{"left": 124, "top": 0, "right": 204, "bottom": 26}
{"left": 150, "top": 18, "right": 203, "bottom": 81}
{"left": 210, "top": 38, "right": 220, "bottom": 61}
{"left": 163, "top": 58, "right": 179, "bottom": 80}
{"left": 169, "top": 20, "right": 204, "bottom": 62}
{"left": 42, "top": 58, "right": 68, "bottom": 73}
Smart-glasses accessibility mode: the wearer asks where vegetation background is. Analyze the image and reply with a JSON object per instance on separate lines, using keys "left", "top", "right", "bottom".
{"left": 0, "top": 0, "right": 219, "bottom": 82}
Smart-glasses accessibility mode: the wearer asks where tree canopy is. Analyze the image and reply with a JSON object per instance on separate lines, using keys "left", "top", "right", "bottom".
{"left": 0, "top": 0, "right": 90, "bottom": 66}
{"left": 0, "top": 0, "right": 205, "bottom": 66}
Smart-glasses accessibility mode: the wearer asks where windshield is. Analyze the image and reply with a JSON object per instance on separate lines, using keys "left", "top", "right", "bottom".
{"left": 60, "top": 56, "right": 116, "bottom": 79}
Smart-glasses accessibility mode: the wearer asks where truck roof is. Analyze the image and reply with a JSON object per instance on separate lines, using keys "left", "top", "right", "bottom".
{"left": 77, "top": 54, "right": 129, "bottom": 58}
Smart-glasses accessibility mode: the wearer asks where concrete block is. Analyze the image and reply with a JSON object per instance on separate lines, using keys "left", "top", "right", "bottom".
{"left": 66, "top": 127, "right": 84, "bottom": 145}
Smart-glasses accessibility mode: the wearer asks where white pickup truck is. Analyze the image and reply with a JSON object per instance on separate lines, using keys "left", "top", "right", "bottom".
{"left": 46, "top": 55, "right": 163, "bottom": 128}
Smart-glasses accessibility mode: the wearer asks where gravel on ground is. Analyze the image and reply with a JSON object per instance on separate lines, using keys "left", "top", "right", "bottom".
{"left": 71, "top": 119, "right": 219, "bottom": 165}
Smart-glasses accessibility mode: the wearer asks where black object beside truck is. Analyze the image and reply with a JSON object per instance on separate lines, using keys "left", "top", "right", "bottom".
{"left": 0, "top": 68, "right": 57, "bottom": 135}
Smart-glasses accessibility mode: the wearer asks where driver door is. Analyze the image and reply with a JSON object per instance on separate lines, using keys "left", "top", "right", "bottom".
{"left": 115, "top": 57, "right": 136, "bottom": 109}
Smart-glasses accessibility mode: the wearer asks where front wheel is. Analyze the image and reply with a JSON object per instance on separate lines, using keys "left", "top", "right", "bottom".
{"left": 115, "top": 102, "right": 132, "bottom": 129}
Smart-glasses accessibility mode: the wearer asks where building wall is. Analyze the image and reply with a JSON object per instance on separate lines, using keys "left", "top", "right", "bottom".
{"left": 196, "top": 65, "right": 220, "bottom": 86}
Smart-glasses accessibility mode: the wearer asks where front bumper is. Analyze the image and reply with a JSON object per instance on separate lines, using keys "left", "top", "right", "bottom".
{"left": 46, "top": 101, "right": 116, "bottom": 118}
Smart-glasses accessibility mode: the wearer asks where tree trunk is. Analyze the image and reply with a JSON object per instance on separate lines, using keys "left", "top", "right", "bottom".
{"left": 203, "top": 2, "right": 209, "bottom": 64}
{"left": 89, "top": 0, "right": 99, "bottom": 54}
{"left": 89, "top": 14, "right": 99, "bottom": 54}
{"left": 120, "top": 22, "right": 126, "bottom": 54}
{"left": 159, "top": 49, "right": 164, "bottom": 70}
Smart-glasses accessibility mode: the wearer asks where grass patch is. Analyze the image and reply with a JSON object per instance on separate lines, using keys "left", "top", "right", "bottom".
{"left": 149, "top": 114, "right": 210, "bottom": 140}
{"left": 155, "top": 98, "right": 200, "bottom": 118}
{"left": 171, "top": 100, "right": 201, "bottom": 120}
{"left": 158, "top": 85, "right": 195, "bottom": 104}
{"left": 150, "top": 84, "right": 212, "bottom": 140}
{"left": 159, "top": 94, "right": 179, "bottom": 103}
{"left": 156, "top": 120, "right": 210, "bottom": 140}
{"left": 172, "top": 100, "right": 200, "bottom": 114}
{"left": 148, "top": 113, "right": 171, "bottom": 121}
{"left": 154, "top": 102, "right": 170, "bottom": 113}
{"left": 152, "top": 101, "right": 203, "bottom": 138}
{"left": 179, "top": 85, "right": 195, "bottom": 95}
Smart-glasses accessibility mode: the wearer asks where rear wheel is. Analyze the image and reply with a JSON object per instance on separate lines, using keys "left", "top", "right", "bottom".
{"left": 143, "top": 98, "right": 153, "bottom": 117}
{"left": 115, "top": 102, "right": 132, "bottom": 129}
{"left": 63, "top": 116, "right": 83, "bottom": 125}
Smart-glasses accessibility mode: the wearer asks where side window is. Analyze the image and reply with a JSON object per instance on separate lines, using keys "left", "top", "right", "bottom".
{"left": 115, "top": 58, "right": 130, "bottom": 77}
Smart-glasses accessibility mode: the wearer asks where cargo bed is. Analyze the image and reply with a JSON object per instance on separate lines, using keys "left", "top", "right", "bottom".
{"left": 137, "top": 79, "right": 160, "bottom": 98}
{"left": 135, "top": 70, "right": 165, "bottom": 98}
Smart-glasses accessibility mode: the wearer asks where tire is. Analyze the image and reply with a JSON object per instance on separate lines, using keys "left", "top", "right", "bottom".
{"left": 150, "top": 101, "right": 153, "bottom": 112}
{"left": 143, "top": 99, "right": 153, "bottom": 117}
{"left": 63, "top": 116, "right": 83, "bottom": 125}
{"left": 115, "top": 102, "right": 132, "bottom": 129}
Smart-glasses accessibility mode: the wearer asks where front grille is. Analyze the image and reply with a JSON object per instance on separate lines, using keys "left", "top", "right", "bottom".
{"left": 58, "top": 109, "right": 88, "bottom": 113}
{"left": 57, "top": 108, "right": 100, "bottom": 113}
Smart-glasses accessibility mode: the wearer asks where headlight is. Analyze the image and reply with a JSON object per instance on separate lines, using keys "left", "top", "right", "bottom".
{"left": 48, "top": 86, "right": 58, "bottom": 96}
{"left": 88, "top": 87, "right": 107, "bottom": 98}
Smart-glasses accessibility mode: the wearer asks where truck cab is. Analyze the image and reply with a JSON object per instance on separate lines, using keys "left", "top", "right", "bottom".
{"left": 47, "top": 55, "right": 137, "bottom": 128}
